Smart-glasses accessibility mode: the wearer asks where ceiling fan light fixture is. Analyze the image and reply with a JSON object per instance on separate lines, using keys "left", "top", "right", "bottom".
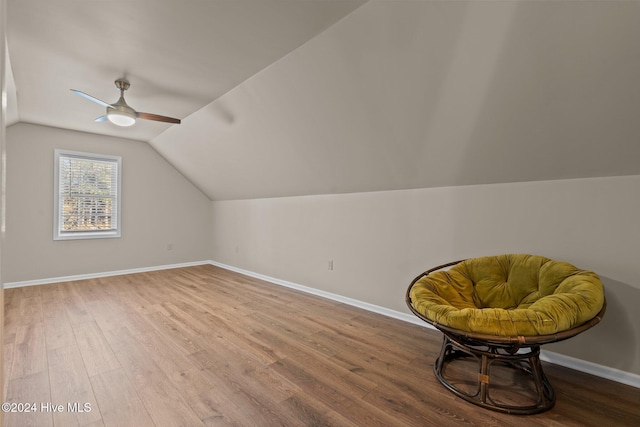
{"left": 107, "top": 109, "right": 136, "bottom": 127}
{"left": 72, "top": 79, "right": 181, "bottom": 126}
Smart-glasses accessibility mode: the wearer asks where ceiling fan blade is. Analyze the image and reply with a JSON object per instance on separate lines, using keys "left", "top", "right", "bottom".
{"left": 137, "top": 112, "right": 181, "bottom": 124}
{"left": 95, "top": 115, "right": 109, "bottom": 122}
{"left": 71, "top": 89, "right": 111, "bottom": 108}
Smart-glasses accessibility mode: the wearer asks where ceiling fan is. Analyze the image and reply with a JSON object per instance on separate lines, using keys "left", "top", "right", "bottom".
{"left": 71, "top": 79, "right": 181, "bottom": 127}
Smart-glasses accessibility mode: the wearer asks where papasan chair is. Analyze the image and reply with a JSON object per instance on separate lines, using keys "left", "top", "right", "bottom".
{"left": 406, "top": 254, "right": 605, "bottom": 415}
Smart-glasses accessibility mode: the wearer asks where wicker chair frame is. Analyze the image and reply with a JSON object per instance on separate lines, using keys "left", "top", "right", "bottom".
{"left": 406, "top": 260, "right": 606, "bottom": 415}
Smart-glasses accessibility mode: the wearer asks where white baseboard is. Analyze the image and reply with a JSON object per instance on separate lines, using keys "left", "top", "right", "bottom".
{"left": 5, "top": 259, "right": 639, "bottom": 389}
{"left": 208, "top": 260, "right": 429, "bottom": 328}
{"left": 2, "top": 260, "right": 211, "bottom": 289}
{"left": 539, "top": 350, "right": 640, "bottom": 389}
{"left": 209, "top": 260, "right": 640, "bottom": 390}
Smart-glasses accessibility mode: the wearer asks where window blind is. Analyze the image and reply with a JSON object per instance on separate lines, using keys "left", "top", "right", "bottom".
{"left": 54, "top": 150, "right": 121, "bottom": 239}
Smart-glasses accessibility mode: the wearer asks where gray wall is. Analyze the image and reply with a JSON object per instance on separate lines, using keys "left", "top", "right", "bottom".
{"left": 3, "top": 123, "right": 212, "bottom": 283}
{"left": 211, "top": 175, "right": 640, "bottom": 375}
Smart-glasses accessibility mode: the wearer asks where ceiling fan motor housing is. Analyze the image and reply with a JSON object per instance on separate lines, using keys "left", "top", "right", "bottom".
{"left": 108, "top": 80, "right": 137, "bottom": 125}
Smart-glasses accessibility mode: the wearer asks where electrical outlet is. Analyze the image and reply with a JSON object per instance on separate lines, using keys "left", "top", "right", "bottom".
{"left": 167, "top": 243, "right": 173, "bottom": 251}
{"left": 328, "top": 260, "right": 334, "bottom": 270}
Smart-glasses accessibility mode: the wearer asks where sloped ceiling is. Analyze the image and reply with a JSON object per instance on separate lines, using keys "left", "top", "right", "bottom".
{"left": 8, "top": 1, "right": 640, "bottom": 201}
{"left": 6, "top": 0, "right": 366, "bottom": 141}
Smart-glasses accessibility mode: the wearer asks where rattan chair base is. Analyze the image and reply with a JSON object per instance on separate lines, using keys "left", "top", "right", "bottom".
{"left": 434, "top": 332, "right": 555, "bottom": 415}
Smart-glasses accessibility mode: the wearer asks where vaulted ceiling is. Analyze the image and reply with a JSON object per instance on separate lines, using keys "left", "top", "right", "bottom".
{"left": 7, "top": 1, "right": 640, "bottom": 200}
{"left": 6, "top": 0, "right": 366, "bottom": 141}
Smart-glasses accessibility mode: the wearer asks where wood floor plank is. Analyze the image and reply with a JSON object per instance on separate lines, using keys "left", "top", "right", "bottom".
{"left": 271, "top": 356, "right": 405, "bottom": 427}
{"left": 89, "top": 368, "right": 155, "bottom": 427}
{"left": 18, "top": 295, "right": 44, "bottom": 327}
{"left": 166, "top": 367, "right": 224, "bottom": 421}
{"left": 4, "top": 371, "right": 53, "bottom": 427}
{"left": 72, "top": 321, "right": 121, "bottom": 377}
{"left": 4, "top": 265, "right": 640, "bottom": 426}
{"left": 3, "top": 330, "right": 16, "bottom": 399}
{"left": 135, "top": 328, "right": 197, "bottom": 379}
{"left": 3, "top": 288, "right": 22, "bottom": 337}
{"left": 59, "top": 283, "right": 95, "bottom": 326}
{"left": 144, "top": 311, "right": 203, "bottom": 355}
{"left": 102, "top": 326, "right": 204, "bottom": 427}
{"left": 47, "top": 344, "right": 102, "bottom": 426}
{"left": 195, "top": 366, "right": 296, "bottom": 426}
{"left": 83, "top": 298, "right": 128, "bottom": 333}
{"left": 279, "top": 393, "right": 362, "bottom": 427}
{"left": 43, "top": 308, "right": 76, "bottom": 351}
{"left": 158, "top": 300, "right": 217, "bottom": 338}
{"left": 11, "top": 323, "right": 47, "bottom": 380}
{"left": 189, "top": 335, "right": 300, "bottom": 405}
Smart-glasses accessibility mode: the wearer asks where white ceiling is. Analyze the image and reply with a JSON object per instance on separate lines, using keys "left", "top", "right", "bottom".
{"left": 7, "top": 1, "right": 640, "bottom": 201}
{"left": 6, "top": 0, "right": 366, "bottom": 141}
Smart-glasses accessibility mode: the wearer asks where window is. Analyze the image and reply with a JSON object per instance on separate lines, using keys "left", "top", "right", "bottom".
{"left": 54, "top": 149, "right": 122, "bottom": 240}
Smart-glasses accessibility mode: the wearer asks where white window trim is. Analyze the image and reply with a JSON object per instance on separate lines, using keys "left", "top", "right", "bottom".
{"left": 54, "top": 149, "right": 122, "bottom": 240}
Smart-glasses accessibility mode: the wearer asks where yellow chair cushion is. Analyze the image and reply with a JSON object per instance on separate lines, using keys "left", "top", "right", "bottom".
{"left": 409, "top": 254, "right": 605, "bottom": 336}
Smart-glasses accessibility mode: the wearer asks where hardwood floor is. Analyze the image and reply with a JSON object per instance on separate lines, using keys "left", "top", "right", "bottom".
{"left": 3, "top": 264, "right": 640, "bottom": 426}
